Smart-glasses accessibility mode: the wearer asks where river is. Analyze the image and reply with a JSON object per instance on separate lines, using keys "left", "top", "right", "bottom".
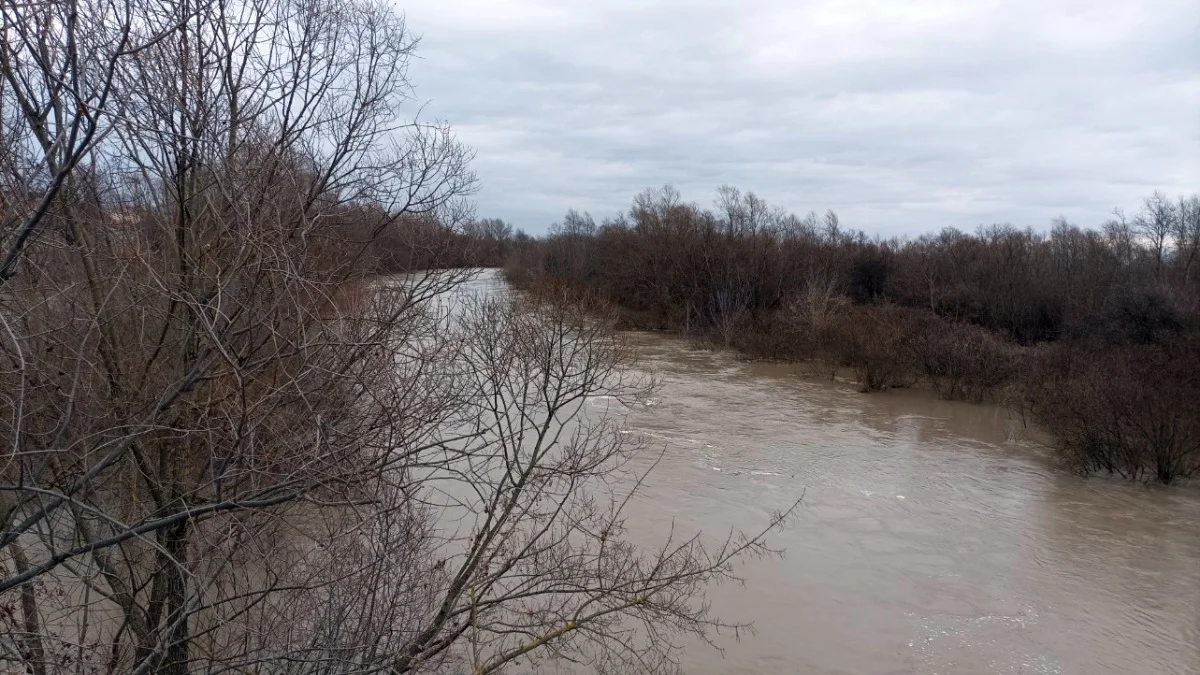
{"left": 621, "top": 330, "right": 1200, "bottom": 675}
{"left": 468, "top": 271, "right": 1200, "bottom": 674}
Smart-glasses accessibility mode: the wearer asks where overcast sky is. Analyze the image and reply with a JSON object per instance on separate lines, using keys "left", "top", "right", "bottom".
{"left": 399, "top": 0, "right": 1199, "bottom": 236}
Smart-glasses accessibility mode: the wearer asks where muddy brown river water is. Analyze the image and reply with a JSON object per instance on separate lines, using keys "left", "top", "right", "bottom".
{"left": 614, "top": 332, "right": 1200, "bottom": 675}
{"left": 467, "top": 271, "right": 1200, "bottom": 674}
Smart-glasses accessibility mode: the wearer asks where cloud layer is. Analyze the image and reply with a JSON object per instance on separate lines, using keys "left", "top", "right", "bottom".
{"left": 400, "top": 0, "right": 1199, "bottom": 235}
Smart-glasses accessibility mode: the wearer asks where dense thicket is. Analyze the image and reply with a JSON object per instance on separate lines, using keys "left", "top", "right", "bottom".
{"left": 505, "top": 186, "right": 1200, "bottom": 482}
{"left": 367, "top": 215, "right": 517, "bottom": 272}
{"left": 0, "top": 0, "right": 782, "bottom": 671}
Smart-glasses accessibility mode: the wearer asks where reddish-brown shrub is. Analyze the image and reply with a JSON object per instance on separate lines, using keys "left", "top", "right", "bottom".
{"left": 1023, "top": 339, "right": 1200, "bottom": 483}
{"left": 908, "top": 316, "right": 1020, "bottom": 402}
{"left": 823, "top": 304, "right": 921, "bottom": 392}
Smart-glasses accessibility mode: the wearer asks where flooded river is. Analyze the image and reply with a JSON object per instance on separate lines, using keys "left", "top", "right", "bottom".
{"left": 615, "top": 333, "right": 1200, "bottom": 675}
{"left": 464, "top": 271, "right": 1200, "bottom": 674}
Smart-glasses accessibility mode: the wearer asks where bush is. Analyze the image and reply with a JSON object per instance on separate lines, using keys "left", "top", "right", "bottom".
{"left": 1064, "top": 291, "right": 1186, "bottom": 348}
{"left": 769, "top": 286, "right": 851, "bottom": 361}
{"left": 727, "top": 315, "right": 791, "bottom": 359}
{"left": 908, "top": 316, "right": 1020, "bottom": 402}
{"left": 824, "top": 304, "right": 920, "bottom": 392}
{"left": 1023, "top": 340, "right": 1200, "bottom": 483}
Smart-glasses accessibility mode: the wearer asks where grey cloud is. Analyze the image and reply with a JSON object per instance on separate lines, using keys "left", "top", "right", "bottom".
{"left": 399, "top": 0, "right": 1200, "bottom": 235}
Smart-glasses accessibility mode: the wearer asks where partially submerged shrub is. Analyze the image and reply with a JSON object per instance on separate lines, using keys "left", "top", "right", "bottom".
{"left": 824, "top": 304, "right": 920, "bottom": 392}
{"left": 908, "top": 316, "right": 1020, "bottom": 402}
{"left": 1024, "top": 340, "right": 1200, "bottom": 483}
{"left": 727, "top": 315, "right": 790, "bottom": 359}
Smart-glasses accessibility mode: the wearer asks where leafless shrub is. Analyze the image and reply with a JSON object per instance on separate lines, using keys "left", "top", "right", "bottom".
{"left": 822, "top": 305, "right": 919, "bottom": 392}
{"left": 907, "top": 316, "right": 1020, "bottom": 402}
{"left": 1023, "top": 341, "right": 1200, "bottom": 483}
{"left": 386, "top": 292, "right": 797, "bottom": 674}
{"left": 707, "top": 286, "right": 752, "bottom": 348}
{"left": 773, "top": 277, "right": 851, "bottom": 361}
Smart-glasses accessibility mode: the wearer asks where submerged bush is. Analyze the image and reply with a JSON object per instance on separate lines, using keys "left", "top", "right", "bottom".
{"left": 1024, "top": 340, "right": 1200, "bottom": 483}
{"left": 908, "top": 316, "right": 1020, "bottom": 402}
{"left": 824, "top": 304, "right": 920, "bottom": 392}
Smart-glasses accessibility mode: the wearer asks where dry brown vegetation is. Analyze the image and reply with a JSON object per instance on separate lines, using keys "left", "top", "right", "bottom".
{"left": 0, "top": 2, "right": 794, "bottom": 673}
{"left": 505, "top": 185, "right": 1200, "bottom": 482}
{"left": 1021, "top": 307, "right": 1200, "bottom": 483}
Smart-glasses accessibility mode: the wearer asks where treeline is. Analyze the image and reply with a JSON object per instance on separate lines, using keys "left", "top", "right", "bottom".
{"left": 504, "top": 186, "right": 1200, "bottom": 483}
{"left": 370, "top": 215, "right": 519, "bottom": 271}
{"left": 330, "top": 211, "right": 518, "bottom": 272}
{"left": 39, "top": 183, "right": 514, "bottom": 280}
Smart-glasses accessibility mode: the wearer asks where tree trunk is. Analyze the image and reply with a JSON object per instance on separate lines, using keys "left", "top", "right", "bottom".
{"left": 11, "top": 543, "right": 47, "bottom": 675}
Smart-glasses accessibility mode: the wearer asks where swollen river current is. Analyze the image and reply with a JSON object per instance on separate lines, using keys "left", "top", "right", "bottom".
{"left": 479, "top": 271, "right": 1200, "bottom": 674}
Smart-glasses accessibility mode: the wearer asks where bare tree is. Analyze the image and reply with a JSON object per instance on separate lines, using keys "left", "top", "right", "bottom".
{"left": 1135, "top": 191, "right": 1177, "bottom": 280}
{"left": 0, "top": 0, "right": 473, "bottom": 669}
{"left": 0, "top": 0, "right": 156, "bottom": 282}
{"left": 1173, "top": 194, "right": 1200, "bottom": 292}
{"left": 386, "top": 290, "right": 794, "bottom": 674}
{"left": 708, "top": 286, "right": 752, "bottom": 347}
{"left": 1, "top": 1, "right": 796, "bottom": 673}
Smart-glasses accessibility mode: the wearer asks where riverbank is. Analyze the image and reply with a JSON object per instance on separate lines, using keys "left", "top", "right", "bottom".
{"left": 506, "top": 270, "right": 1021, "bottom": 395}
{"left": 503, "top": 257, "right": 1200, "bottom": 484}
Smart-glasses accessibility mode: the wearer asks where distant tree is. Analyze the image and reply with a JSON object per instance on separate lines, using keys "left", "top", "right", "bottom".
{"left": 1173, "top": 195, "right": 1200, "bottom": 291}
{"left": 1136, "top": 191, "right": 1177, "bottom": 279}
